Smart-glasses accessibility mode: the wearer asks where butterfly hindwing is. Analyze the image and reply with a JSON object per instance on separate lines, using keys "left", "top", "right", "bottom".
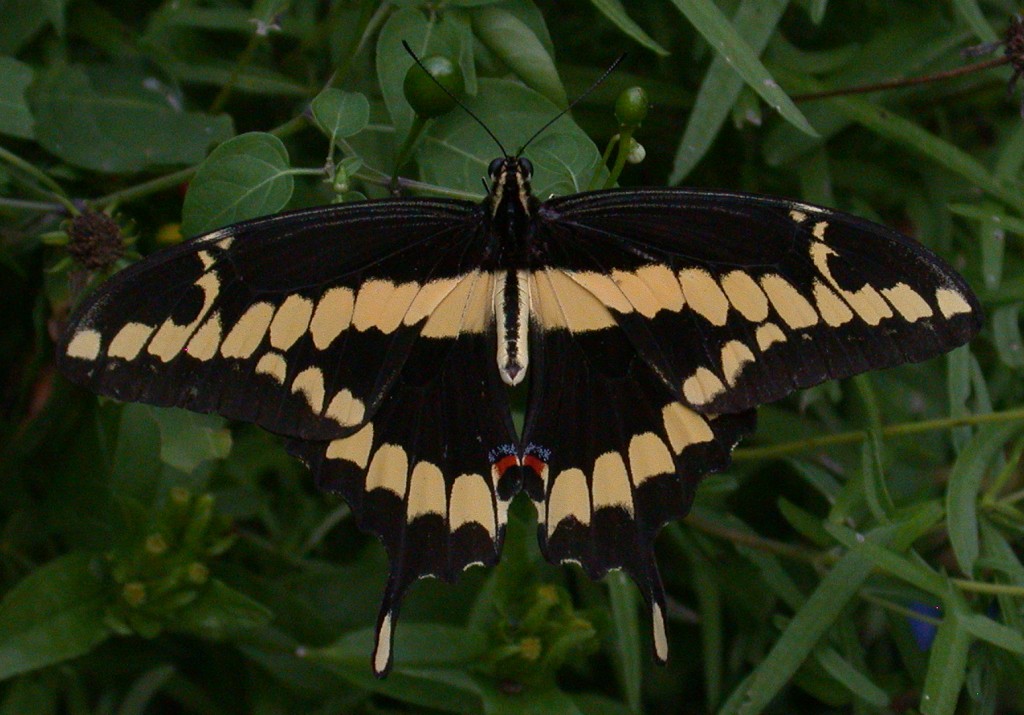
{"left": 522, "top": 274, "right": 756, "bottom": 662}
{"left": 288, "top": 313, "right": 518, "bottom": 676}
{"left": 537, "top": 189, "right": 982, "bottom": 415}
{"left": 59, "top": 200, "right": 487, "bottom": 440}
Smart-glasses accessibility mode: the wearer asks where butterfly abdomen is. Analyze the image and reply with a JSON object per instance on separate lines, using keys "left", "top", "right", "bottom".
{"left": 494, "top": 269, "right": 531, "bottom": 386}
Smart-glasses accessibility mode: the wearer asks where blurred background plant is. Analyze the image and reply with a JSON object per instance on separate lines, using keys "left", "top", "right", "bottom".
{"left": 2, "top": 1, "right": 1024, "bottom": 713}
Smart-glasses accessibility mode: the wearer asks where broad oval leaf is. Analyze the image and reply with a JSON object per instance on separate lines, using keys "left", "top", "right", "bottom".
{"left": 29, "top": 64, "right": 233, "bottom": 173}
{"left": 419, "top": 78, "right": 600, "bottom": 197}
{"left": 376, "top": 9, "right": 463, "bottom": 147}
{"left": 0, "top": 552, "right": 110, "bottom": 680}
{"left": 0, "top": 56, "right": 35, "bottom": 139}
{"left": 311, "top": 89, "right": 371, "bottom": 144}
{"left": 181, "top": 132, "right": 294, "bottom": 236}
{"left": 471, "top": 6, "right": 567, "bottom": 108}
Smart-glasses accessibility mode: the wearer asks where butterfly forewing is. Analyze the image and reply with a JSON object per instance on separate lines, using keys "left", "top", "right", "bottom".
{"left": 59, "top": 200, "right": 488, "bottom": 440}
{"left": 536, "top": 189, "right": 982, "bottom": 415}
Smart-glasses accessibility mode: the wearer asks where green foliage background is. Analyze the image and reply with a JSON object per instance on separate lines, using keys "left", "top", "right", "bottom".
{"left": 1, "top": 0, "right": 1024, "bottom": 713}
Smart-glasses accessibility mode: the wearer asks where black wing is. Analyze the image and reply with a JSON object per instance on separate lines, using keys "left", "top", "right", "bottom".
{"left": 58, "top": 199, "right": 520, "bottom": 676}
{"left": 523, "top": 187, "right": 981, "bottom": 660}
{"left": 535, "top": 189, "right": 981, "bottom": 415}
{"left": 59, "top": 199, "right": 490, "bottom": 440}
{"left": 520, "top": 309, "right": 755, "bottom": 663}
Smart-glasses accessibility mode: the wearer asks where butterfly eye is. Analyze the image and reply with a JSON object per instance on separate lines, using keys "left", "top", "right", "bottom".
{"left": 518, "top": 157, "right": 533, "bottom": 178}
{"left": 488, "top": 158, "right": 504, "bottom": 178}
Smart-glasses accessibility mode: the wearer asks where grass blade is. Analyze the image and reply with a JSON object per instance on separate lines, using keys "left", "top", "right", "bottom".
{"left": 666, "top": 0, "right": 815, "bottom": 137}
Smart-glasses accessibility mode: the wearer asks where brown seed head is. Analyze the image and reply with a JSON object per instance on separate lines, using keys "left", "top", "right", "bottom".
{"left": 66, "top": 211, "right": 125, "bottom": 271}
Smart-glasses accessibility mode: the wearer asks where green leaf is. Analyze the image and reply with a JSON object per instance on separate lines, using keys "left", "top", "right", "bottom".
{"left": 170, "top": 580, "right": 272, "bottom": 640}
{"left": 471, "top": 6, "right": 567, "bottom": 108}
{"left": 0, "top": 673, "right": 60, "bottom": 715}
{"left": 720, "top": 505, "right": 942, "bottom": 714}
{"left": 111, "top": 404, "right": 169, "bottom": 505}
{"left": 777, "top": 498, "right": 832, "bottom": 547}
{"left": 308, "top": 625, "right": 486, "bottom": 711}
{"left": 763, "top": 21, "right": 979, "bottom": 166}
{"left": 921, "top": 607, "right": 971, "bottom": 715}
{"left": 813, "top": 647, "right": 889, "bottom": 707}
{"left": 806, "top": 0, "right": 828, "bottom": 24}
{"left": 947, "top": 203, "right": 1024, "bottom": 234}
{"left": 311, "top": 89, "right": 370, "bottom": 145}
{"left": 605, "top": 572, "right": 641, "bottom": 713}
{"left": 376, "top": 9, "right": 462, "bottom": 148}
{"left": 855, "top": 374, "right": 896, "bottom": 522}
{"left": 961, "top": 613, "right": 1024, "bottom": 655}
{"left": 480, "top": 684, "right": 587, "bottom": 715}
{"left": 951, "top": 0, "right": 998, "bottom": 43}
{"left": 148, "top": 408, "right": 232, "bottom": 473}
{"left": 420, "top": 79, "right": 600, "bottom": 197}
{"left": 0, "top": 0, "right": 62, "bottom": 53}
{"left": 666, "top": 0, "right": 816, "bottom": 136}
{"left": 313, "top": 624, "right": 486, "bottom": 671}
{"left": 946, "top": 423, "right": 1024, "bottom": 576}
{"left": 670, "top": 0, "right": 789, "bottom": 182}
{"left": 180, "top": 132, "right": 294, "bottom": 236}
{"left": 116, "top": 665, "right": 176, "bottom": 715}
{"left": 774, "top": 71, "right": 1024, "bottom": 213}
{"left": 826, "top": 517, "right": 950, "bottom": 597}
{"left": 164, "top": 61, "right": 310, "bottom": 96}
{"left": 0, "top": 553, "right": 110, "bottom": 680}
{"left": 587, "top": 0, "right": 668, "bottom": 56}
{"left": 0, "top": 57, "right": 34, "bottom": 139}
{"left": 992, "top": 304, "right": 1024, "bottom": 369}
{"left": 29, "top": 64, "right": 234, "bottom": 173}
{"left": 674, "top": 528, "right": 725, "bottom": 709}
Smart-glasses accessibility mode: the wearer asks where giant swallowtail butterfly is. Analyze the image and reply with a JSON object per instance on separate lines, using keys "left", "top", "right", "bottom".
{"left": 58, "top": 150, "right": 981, "bottom": 676}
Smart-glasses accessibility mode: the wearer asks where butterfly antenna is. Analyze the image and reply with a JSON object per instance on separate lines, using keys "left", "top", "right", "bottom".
{"left": 402, "top": 41, "right": 508, "bottom": 157}
{"left": 517, "top": 53, "right": 627, "bottom": 157}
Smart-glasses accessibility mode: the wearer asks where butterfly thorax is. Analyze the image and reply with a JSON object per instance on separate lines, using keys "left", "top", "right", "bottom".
{"left": 485, "top": 156, "right": 540, "bottom": 387}
{"left": 485, "top": 157, "right": 540, "bottom": 267}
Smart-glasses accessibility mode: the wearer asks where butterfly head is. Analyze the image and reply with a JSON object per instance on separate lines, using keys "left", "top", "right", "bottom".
{"left": 487, "top": 156, "right": 535, "bottom": 221}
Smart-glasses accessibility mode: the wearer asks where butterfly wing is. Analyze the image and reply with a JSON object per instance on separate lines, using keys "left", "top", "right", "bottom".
{"left": 59, "top": 198, "right": 520, "bottom": 675}
{"left": 535, "top": 189, "right": 981, "bottom": 414}
{"left": 520, "top": 306, "right": 755, "bottom": 662}
{"left": 524, "top": 187, "right": 981, "bottom": 659}
{"left": 288, "top": 306, "right": 520, "bottom": 677}
{"left": 59, "top": 199, "right": 491, "bottom": 440}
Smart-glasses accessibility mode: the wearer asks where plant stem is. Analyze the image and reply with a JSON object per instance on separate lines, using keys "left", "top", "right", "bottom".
{"left": 734, "top": 407, "right": 1024, "bottom": 461}
{"left": 684, "top": 513, "right": 831, "bottom": 566}
{"left": 391, "top": 114, "right": 428, "bottom": 191}
{"left": 0, "top": 145, "right": 77, "bottom": 214}
{"left": 602, "top": 127, "right": 633, "bottom": 189}
{"left": 859, "top": 591, "right": 942, "bottom": 625}
{"left": 950, "top": 578, "right": 1024, "bottom": 596}
{"left": 0, "top": 197, "right": 67, "bottom": 212}
{"left": 209, "top": 28, "right": 264, "bottom": 114}
{"left": 93, "top": 167, "right": 196, "bottom": 211}
{"left": 793, "top": 56, "right": 1010, "bottom": 103}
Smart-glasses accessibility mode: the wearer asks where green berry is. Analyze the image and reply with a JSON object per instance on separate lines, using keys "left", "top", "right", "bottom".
{"left": 614, "top": 86, "right": 649, "bottom": 127}
{"left": 403, "top": 56, "right": 464, "bottom": 118}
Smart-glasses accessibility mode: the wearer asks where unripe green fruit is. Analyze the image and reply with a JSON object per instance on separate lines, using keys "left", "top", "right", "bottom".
{"left": 403, "top": 56, "right": 465, "bottom": 118}
{"left": 614, "top": 86, "right": 649, "bottom": 127}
